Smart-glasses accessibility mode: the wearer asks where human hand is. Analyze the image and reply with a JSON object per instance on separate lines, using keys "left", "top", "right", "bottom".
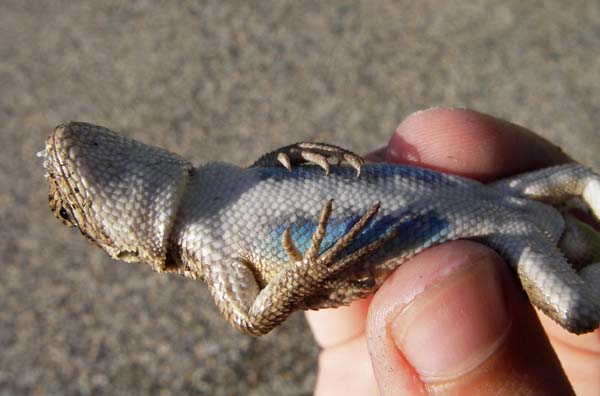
{"left": 307, "top": 108, "right": 600, "bottom": 396}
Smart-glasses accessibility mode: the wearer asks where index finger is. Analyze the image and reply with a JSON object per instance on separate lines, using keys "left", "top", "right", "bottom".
{"left": 387, "top": 107, "right": 570, "bottom": 180}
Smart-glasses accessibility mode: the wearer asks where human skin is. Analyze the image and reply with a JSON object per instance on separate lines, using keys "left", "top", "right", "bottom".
{"left": 307, "top": 108, "right": 600, "bottom": 396}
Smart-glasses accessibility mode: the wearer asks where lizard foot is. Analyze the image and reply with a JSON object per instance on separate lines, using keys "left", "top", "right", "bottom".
{"left": 281, "top": 199, "right": 399, "bottom": 285}
{"left": 251, "top": 142, "right": 365, "bottom": 176}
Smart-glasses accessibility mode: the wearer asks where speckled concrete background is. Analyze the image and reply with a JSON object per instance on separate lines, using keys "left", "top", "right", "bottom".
{"left": 1, "top": 1, "right": 598, "bottom": 395}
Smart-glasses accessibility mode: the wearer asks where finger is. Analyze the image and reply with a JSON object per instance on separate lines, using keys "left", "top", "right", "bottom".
{"left": 306, "top": 298, "right": 371, "bottom": 348}
{"left": 388, "top": 107, "right": 571, "bottom": 181}
{"left": 313, "top": 333, "right": 379, "bottom": 396}
{"left": 364, "top": 147, "right": 387, "bottom": 162}
{"left": 537, "top": 314, "right": 600, "bottom": 396}
{"left": 367, "top": 241, "right": 574, "bottom": 395}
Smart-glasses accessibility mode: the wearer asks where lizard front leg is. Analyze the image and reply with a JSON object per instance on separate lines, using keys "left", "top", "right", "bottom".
{"left": 203, "top": 200, "right": 398, "bottom": 335}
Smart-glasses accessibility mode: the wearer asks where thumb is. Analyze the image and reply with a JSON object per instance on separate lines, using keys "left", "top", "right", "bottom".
{"left": 366, "top": 241, "right": 574, "bottom": 395}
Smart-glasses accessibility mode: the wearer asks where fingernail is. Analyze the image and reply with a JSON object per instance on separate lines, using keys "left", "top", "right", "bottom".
{"left": 390, "top": 256, "right": 511, "bottom": 382}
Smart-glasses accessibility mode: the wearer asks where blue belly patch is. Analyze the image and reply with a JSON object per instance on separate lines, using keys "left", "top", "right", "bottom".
{"left": 263, "top": 209, "right": 449, "bottom": 262}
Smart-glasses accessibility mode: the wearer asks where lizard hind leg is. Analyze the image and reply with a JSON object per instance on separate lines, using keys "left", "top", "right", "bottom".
{"left": 490, "top": 163, "right": 600, "bottom": 219}
{"left": 487, "top": 230, "right": 600, "bottom": 334}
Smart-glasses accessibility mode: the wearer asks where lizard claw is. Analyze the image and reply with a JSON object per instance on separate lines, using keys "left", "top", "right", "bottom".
{"left": 282, "top": 199, "right": 333, "bottom": 263}
{"left": 276, "top": 153, "right": 293, "bottom": 173}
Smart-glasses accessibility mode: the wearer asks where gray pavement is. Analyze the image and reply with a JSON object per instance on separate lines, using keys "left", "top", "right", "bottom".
{"left": 1, "top": 1, "right": 599, "bottom": 395}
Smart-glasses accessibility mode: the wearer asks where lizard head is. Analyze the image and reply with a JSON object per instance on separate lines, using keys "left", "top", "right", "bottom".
{"left": 42, "top": 122, "right": 192, "bottom": 271}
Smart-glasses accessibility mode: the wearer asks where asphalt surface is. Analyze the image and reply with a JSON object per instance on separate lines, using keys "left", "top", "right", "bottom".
{"left": 1, "top": 1, "right": 599, "bottom": 395}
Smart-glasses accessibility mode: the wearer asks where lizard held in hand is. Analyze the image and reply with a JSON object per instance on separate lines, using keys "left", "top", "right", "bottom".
{"left": 41, "top": 122, "right": 600, "bottom": 335}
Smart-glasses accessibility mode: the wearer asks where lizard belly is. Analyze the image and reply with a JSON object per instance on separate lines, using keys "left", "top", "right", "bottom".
{"left": 173, "top": 162, "right": 503, "bottom": 283}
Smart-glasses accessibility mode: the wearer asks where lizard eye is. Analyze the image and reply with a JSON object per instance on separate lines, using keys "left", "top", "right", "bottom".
{"left": 59, "top": 207, "right": 71, "bottom": 222}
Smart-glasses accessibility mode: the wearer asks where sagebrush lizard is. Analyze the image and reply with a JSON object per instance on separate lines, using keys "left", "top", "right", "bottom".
{"left": 41, "top": 122, "right": 600, "bottom": 335}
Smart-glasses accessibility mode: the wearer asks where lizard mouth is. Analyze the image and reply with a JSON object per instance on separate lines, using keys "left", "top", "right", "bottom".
{"left": 45, "top": 125, "right": 82, "bottom": 228}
